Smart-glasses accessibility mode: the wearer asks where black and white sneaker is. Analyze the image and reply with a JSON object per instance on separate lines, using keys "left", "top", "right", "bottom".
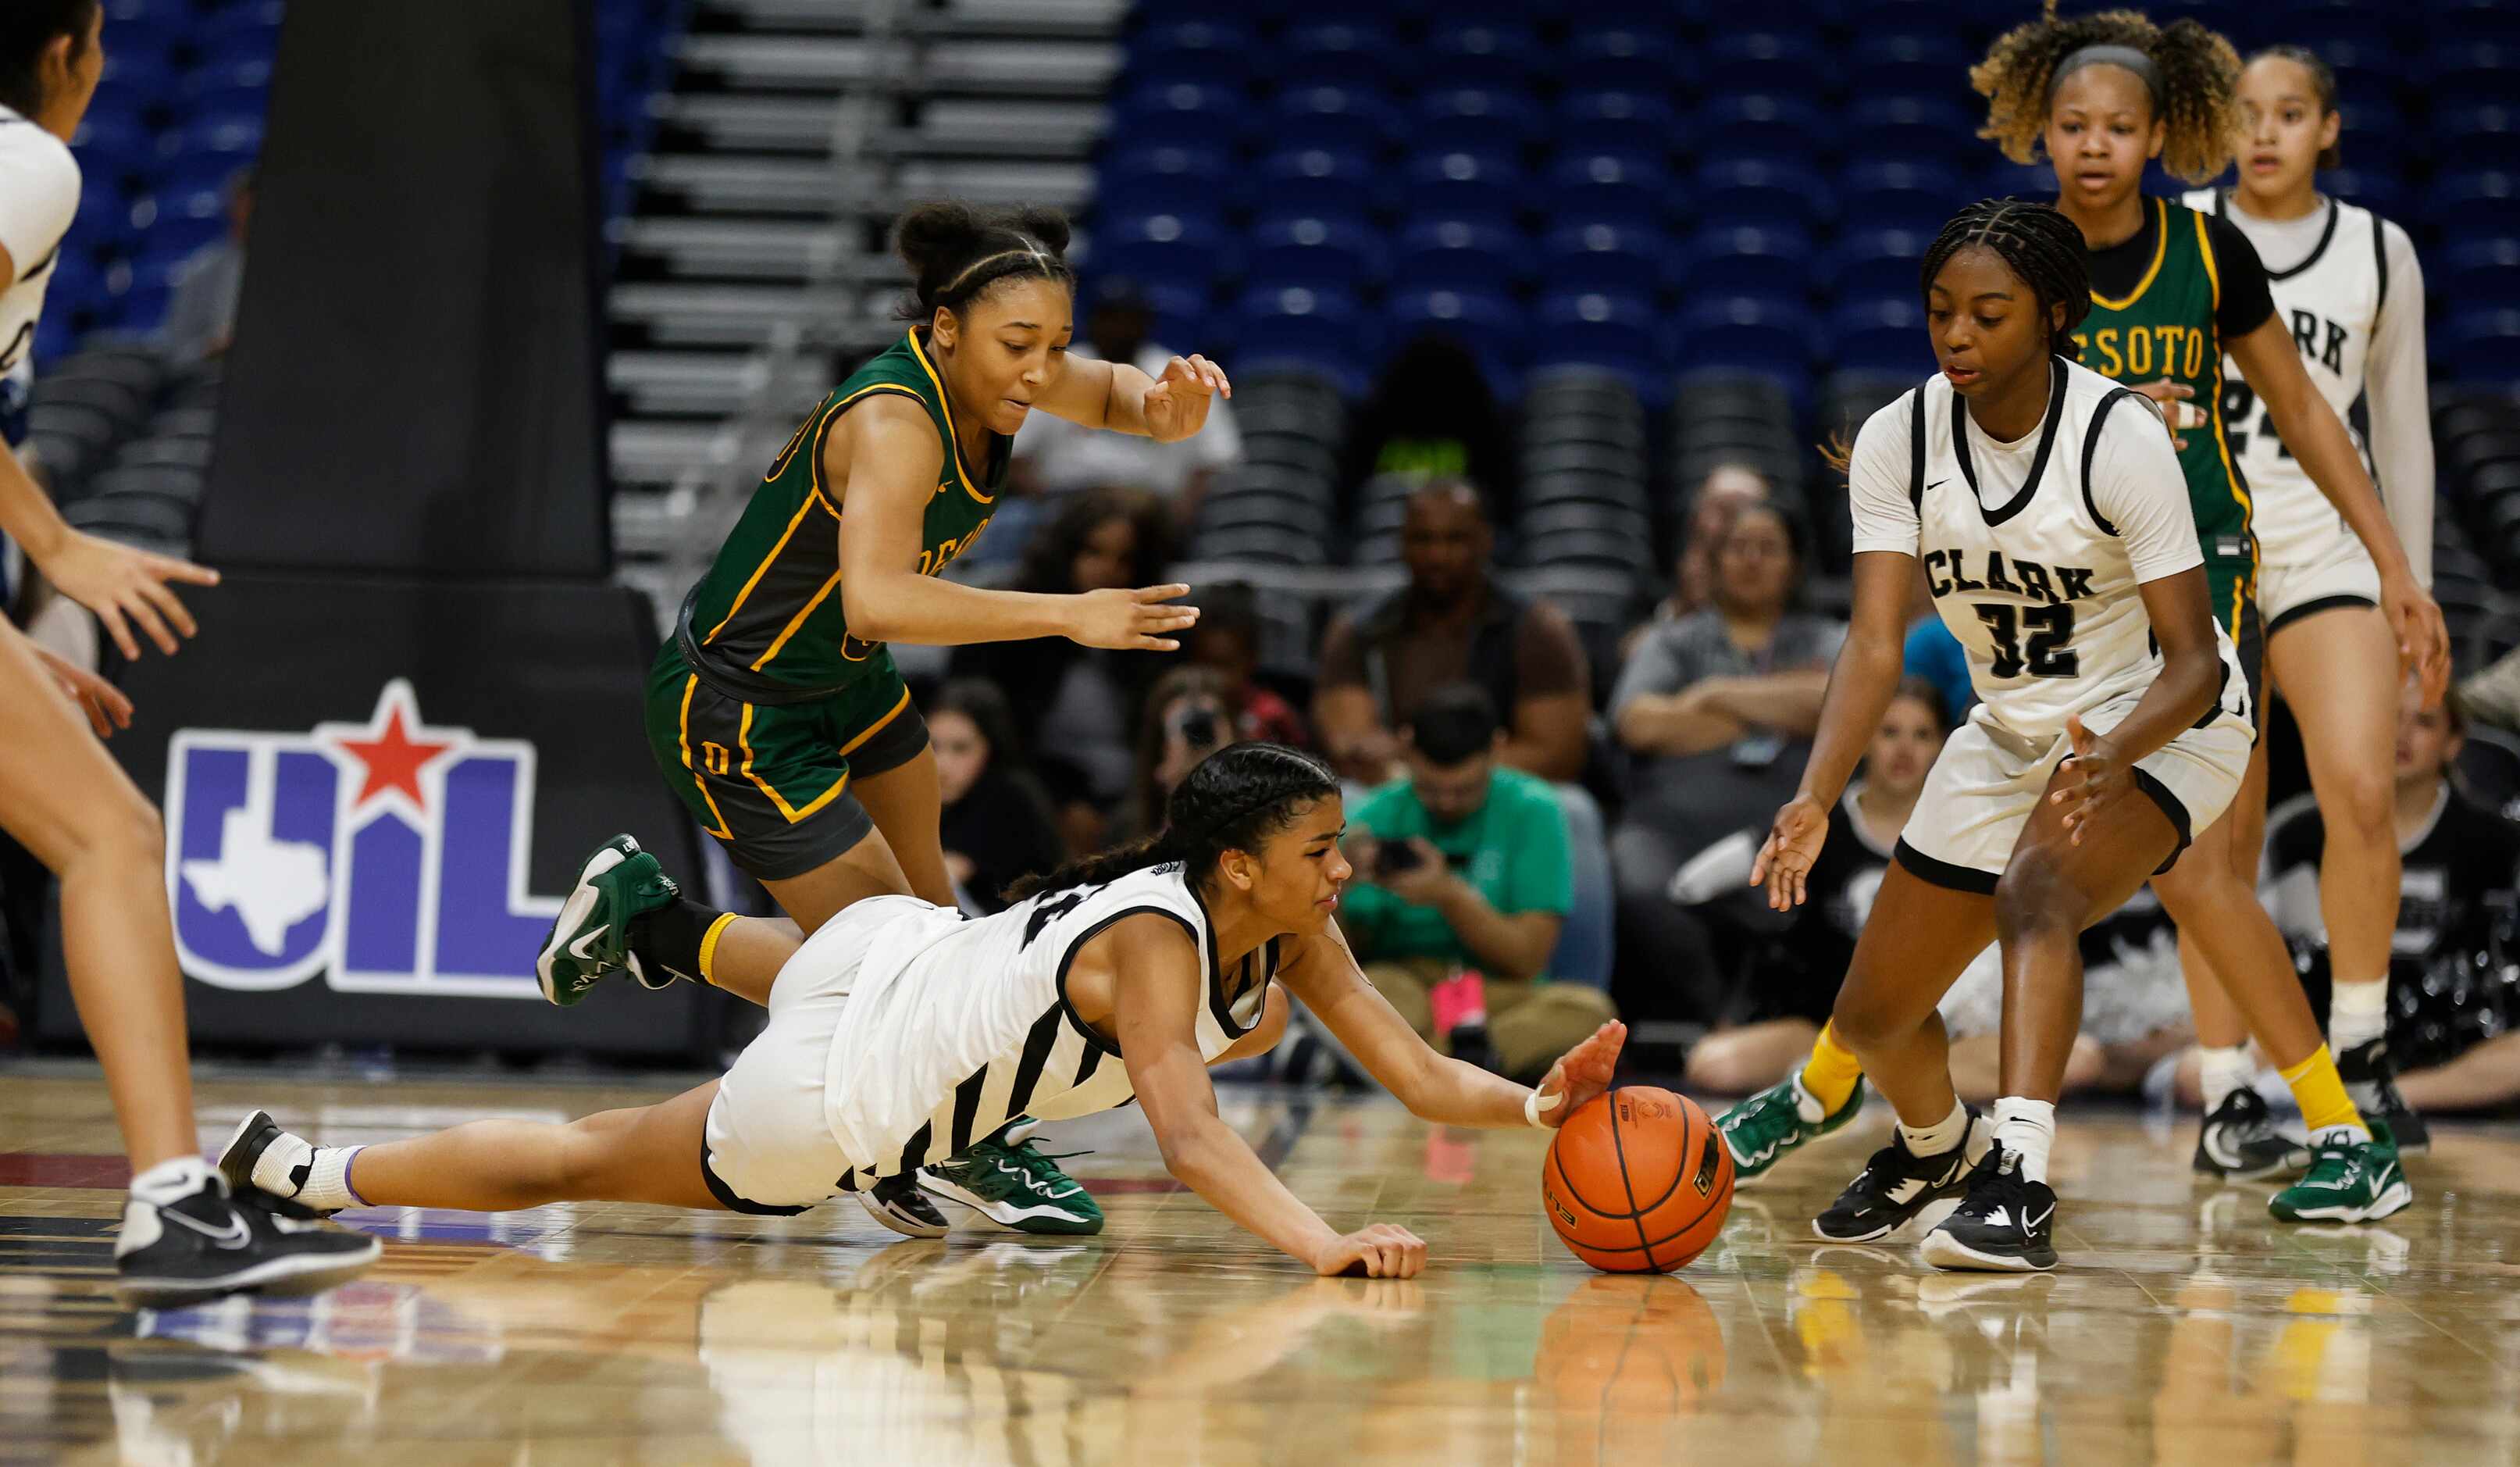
{"left": 2338, "top": 1038, "right": 2429, "bottom": 1155}
{"left": 1812, "top": 1115, "right": 1980, "bottom": 1243}
{"left": 2193, "top": 1087, "right": 2311, "bottom": 1179}
{"left": 857, "top": 1172, "right": 950, "bottom": 1239}
{"left": 1919, "top": 1147, "right": 2058, "bottom": 1272}
{"left": 115, "top": 1175, "right": 381, "bottom": 1308}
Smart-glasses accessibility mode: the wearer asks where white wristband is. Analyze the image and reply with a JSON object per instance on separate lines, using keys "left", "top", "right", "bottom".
{"left": 1525, "top": 1087, "right": 1560, "bottom": 1129}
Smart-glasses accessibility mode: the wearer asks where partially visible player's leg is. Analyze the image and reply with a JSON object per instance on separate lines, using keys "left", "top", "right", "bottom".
{"left": 1685, "top": 1019, "right": 1822, "bottom": 1096}
{"left": 852, "top": 744, "right": 956, "bottom": 909}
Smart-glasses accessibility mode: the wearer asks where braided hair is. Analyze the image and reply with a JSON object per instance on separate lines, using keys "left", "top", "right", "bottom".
{"left": 1005, "top": 742, "right": 1340, "bottom": 901}
{"left": 1972, "top": 2, "right": 2244, "bottom": 185}
{"left": 1918, "top": 198, "right": 2094, "bottom": 362}
{"left": 893, "top": 200, "right": 1077, "bottom": 322}
{"left": 2249, "top": 45, "right": 2344, "bottom": 170}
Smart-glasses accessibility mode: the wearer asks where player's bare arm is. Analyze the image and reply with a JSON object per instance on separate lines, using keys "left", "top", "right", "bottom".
{"left": 1034, "top": 349, "right": 1231, "bottom": 441}
{"left": 1753, "top": 548, "right": 1914, "bottom": 910}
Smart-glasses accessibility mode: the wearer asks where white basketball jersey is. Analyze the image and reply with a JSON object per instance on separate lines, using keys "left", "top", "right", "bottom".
{"left": 1905, "top": 359, "right": 2251, "bottom": 743}
{"left": 820, "top": 864, "right": 1270, "bottom": 1185}
{"left": 0, "top": 106, "right": 78, "bottom": 377}
{"left": 2181, "top": 188, "right": 2390, "bottom": 547}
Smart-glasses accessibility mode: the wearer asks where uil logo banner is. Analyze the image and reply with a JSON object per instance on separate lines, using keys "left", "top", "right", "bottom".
{"left": 165, "top": 680, "right": 560, "bottom": 998}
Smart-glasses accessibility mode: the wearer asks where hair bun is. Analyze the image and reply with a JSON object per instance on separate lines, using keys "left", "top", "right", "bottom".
{"left": 895, "top": 200, "right": 990, "bottom": 281}
{"left": 1008, "top": 205, "right": 1073, "bottom": 255}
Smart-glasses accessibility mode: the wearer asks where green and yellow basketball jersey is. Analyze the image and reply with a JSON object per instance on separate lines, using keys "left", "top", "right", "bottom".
{"left": 2069, "top": 198, "right": 2254, "bottom": 559}
{"left": 683, "top": 329, "right": 1003, "bottom": 692}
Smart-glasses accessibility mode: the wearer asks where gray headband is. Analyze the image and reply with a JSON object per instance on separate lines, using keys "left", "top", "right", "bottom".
{"left": 2051, "top": 44, "right": 2165, "bottom": 112}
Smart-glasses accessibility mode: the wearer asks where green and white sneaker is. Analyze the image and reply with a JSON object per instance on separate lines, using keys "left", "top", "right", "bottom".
{"left": 2268, "top": 1124, "right": 2414, "bottom": 1224}
{"left": 536, "top": 834, "right": 682, "bottom": 1006}
{"left": 1718, "top": 1073, "right": 1865, "bottom": 1185}
{"left": 919, "top": 1129, "right": 1105, "bottom": 1236}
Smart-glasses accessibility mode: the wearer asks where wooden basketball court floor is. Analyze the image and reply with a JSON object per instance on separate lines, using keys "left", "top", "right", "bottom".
{"left": 5, "top": 1065, "right": 2520, "bottom": 1464}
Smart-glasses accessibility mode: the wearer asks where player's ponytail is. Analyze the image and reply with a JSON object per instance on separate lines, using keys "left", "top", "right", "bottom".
{"left": 894, "top": 200, "right": 1076, "bottom": 322}
{"left": 1004, "top": 743, "right": 1339, "bottom": 902}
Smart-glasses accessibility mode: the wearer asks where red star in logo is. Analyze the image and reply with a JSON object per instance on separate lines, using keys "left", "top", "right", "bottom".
{"left": 332, "top": 701, "right": 455, "bottom": 811}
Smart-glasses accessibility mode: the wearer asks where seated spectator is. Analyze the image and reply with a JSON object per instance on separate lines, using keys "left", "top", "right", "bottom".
{"left": 1338, "top": 332, "right": 1517, "bottom": 504}
{"left": 1673, "top": 680, "right": 1947, "bottom": 1093}
{"left": 2233, "top": 686, "right": 2520, "bottom": 1115}
{"left": 991, "top": 277, "right": 1239, "bottom": 561}
{"left": 1186, "top": 582, "right": 1309, "bottom": 748}
{"left": 1335, "top": 684, "right": 1616, "bottom": 1084}
{"left": 1314, "top": 478, "right": 1590, "bottom": 785}
{"left": 952, "top": 486, "right": 1174, "bottom": 854}
{"left": 931, "top": 680, "right": 1067, "bottom": 914}
{"left": 1627, "top": 464, "right": 1771, "bottom": 660}
{"left": 1608, "top": 501, "right": 1843, "bottom": 1017}
{"left": 161, "top": 166, "right": 251, "bottom": 364}
{"left": 1121, "top": 665, "right": 1243, "bottom": 841}
{"left": 1937, "top": 894, "right": 2190, "bottom": 1105}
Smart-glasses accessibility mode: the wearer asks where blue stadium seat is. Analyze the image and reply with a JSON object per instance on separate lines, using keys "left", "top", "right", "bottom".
{"left": 2436, "top": 105, "right": 2520, "bottom": 172}
{"left": 1388, "top": 288, "right": 1524, "bottom": 394}
{"left": 1135, "top": 280, "right": 1216, "bottom": 357}
{"left": 1706, "top": 31, "right": 1827, "bottom": 99}
{"left": 1271, "top": 86, "right": 1402, "bottom": 155}
{"left": 1533, "top": 291, "right": 1668, "bottom": 404}
{"left": 1429, "top": 23, "right": 1538, "bottom": 91}
{"left": 1862, "top": 34, "right": 1972, "bottom": 98}
{"left": 1554, "top": 91, "right": 1683, "bottom": 163}
{"left": 1096, "top": 143, "right": 1232, "bottom": 218}
{"left": 2429, "top": 172, "right": 2520, "bottom": 238}
{"left": 2436, "top": 0, "right": 2520, "bottom": 49}
{"left": 2443, "top": 238, "right": 2520, "bottom": 309}
{"left": 1093, "top": 212, "right": 1235, "bottom": 287}
{"left": 71, "top": 184, "right": 134, "bottom": 247}
{"left": 1285, "top": 23, "right": 1393, "bottom": 91}
{"left": 1843, "top": 95, "right": 1976, "bottom": 167}
{"left": 2283, "top": 7, "right": 2397, "bottom": 58}
{"left": 2324, "top": 168, "right": 2408, "bottom": 221}
{"left": 1676, "top": 297, "right": 1816, "bottom": 390}
{"left": 2443, "top": 309, "right": 2520, "bottom": 384}
{"left": 1567, "top": 27, "right": 1697, "bottom": 98}
{"left": 97, "top": 49, "right": 179, "bottom": 103}
{"left": 1675, "top": 225, "right": 1815, "bottom": 305}
{"left": 1545, "top": 152, "right": 1673, "bottom": 229}
{"left": 172, "top": 112, "right": 265, "bottom": 162}
{"left": 184, "top": 57, "right": 273, "bottom": 107}
{"left": 1114, "top": 80, "right": 1243, "bottom": 137}
{"left": 1827, "top": 298, "right": 1930, "bottom": 377}
{"left": 70, "top": 116, "right": 151, "bottom": 184}
{"left": 1979, "top": 159, "right": 2053, "bottom": 202}
{"left": 2425, "top": 45, "right": 2520, "bottom": 111}
{"left": 1128, "top": 20, "right": 1255, "bottom": 87}
{"left": 135, "top": 190, "right": 228, "bottom": 259}
{"left": 1820, "top": 227, "right": 1930, "bottom": 305}
{"left": 1393, "top": 217, "right": 1534, "bottom": 292}
{"left": 1235, "top": 284, "right": 1372, "bottom": 395}
{"left": 1840, "top": 161, "right": 1961, "bottom": 234}
{"left": 1250, "top": 147, "right": 1377, "bottom": 221}
{"left": 1540, "top": 222, "right": 1670, "bottom": 299}
{"left": 1694, "top": 95, "right": 1824, "bottom": 168}
{"left": 1695, "top": 159, "right": 1827, "bottom": 232}
{"left": 1246, "top": 212, "right": 1387, "bottom": 292}
{"left": 1412, "top": 89, "right": 1545, "bottom": 158}
{"left": 1406, "top": 150, "right": 1524, "bottom": 223}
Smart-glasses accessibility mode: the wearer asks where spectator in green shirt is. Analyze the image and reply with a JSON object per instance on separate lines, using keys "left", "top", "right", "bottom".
{"left": 1337, "top": 684, "right": 1618, "bottom": 1083}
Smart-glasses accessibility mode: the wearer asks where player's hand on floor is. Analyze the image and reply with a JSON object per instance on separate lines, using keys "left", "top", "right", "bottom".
{"left": 1314, "top": 1223, "right": 1426, "bottom": 1279}
{"left": 1751, "top": 794, "right": 1830, "bottom": 911}
{"left": 2050, "top": 714, "right": 2131, "bottom": 841}
{"left": 36, "top": 530, "right": 219, "bottom": 660}
{"left": 1068, "top": 584, "right": 1199, "bottom": 651}
{"left": 1534, "top": 1020, "right": 1627, "bottom": 1128}
{"left": 35, "top": 647, "right": 132, "bottom": 739}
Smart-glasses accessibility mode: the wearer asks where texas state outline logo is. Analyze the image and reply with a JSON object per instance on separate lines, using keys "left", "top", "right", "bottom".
{"left": 164, "top": 679, "right": 561, "bottom": 998}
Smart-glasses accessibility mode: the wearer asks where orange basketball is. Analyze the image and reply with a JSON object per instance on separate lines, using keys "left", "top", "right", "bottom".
{"left": 1540, "top": 1086, "right": 1735, "bottom": 1272}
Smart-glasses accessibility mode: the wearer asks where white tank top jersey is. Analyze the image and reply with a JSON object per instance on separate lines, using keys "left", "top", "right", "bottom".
{"left": 818, "top": 863, "right": 1272, "bottom": 1186}
{"left": 1848, "top": 357, "right": 2252, "bottom": 744}
{"left": 0, "top": 105, "right": 80, "bottom": 377}
{"left": 2180, "top": 187, "right": 2414, "bottom": 556}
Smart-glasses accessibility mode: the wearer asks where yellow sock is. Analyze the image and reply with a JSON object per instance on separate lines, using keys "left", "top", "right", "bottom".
{"left": 697, "top": 912, "right": 740, "bottom": 987}
{"left": 1799, "top": 1023, "right": 1864, "bottom": 1114}
{"left": 2278, "top": 1047, "right": 2366, "bottom": 1136}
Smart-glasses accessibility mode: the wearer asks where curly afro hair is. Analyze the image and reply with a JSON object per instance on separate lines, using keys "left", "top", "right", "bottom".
{"left": 1971, "top": 2, "right": 2244, "bottom": 186}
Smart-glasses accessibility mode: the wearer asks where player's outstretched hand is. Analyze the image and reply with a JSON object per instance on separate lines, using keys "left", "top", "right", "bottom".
{"left": 2049, "top": 714, "right": 2130, "bottom": 843}
{"left": 1067, "top": 584, "right": 1199, "bottom": 651}
{"left": 1750, "top": 794, "right": 1830, "bottom": 912}
{"left": 1533, "top": 1020, "right": 1627, "bottom": 1129}
{"left": 2379, "top": 570, "right": 2451, "bottom": 709}
{"left": 35, "top": 645, "right": 132, "bottom": 739}
{"left": 1313, "top": 1222, "right": 1427, "bottom": 1279}
{"left": 37, "top": 530, "right": 219, "bottom": 661}
{"left": 1140, "top": 354, "right": 1231, "bottom": 442}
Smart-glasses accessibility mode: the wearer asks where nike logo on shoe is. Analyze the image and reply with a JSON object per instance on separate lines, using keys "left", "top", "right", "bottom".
{"left": 2023, "top": 1204, "right": 2054, "bottom": 1236}
{"left": 567, "top": 925, "right": 610, "bottom": 962}
{"left": 163, "top": 1207, "right": 252, "bottom": 1250}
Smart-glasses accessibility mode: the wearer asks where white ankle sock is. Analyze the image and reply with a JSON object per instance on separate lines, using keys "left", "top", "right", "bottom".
{"left": 2198, "top": 1044, "right": 2254, "bottom": 1114}
{"left": 2329, "top": 980, "right": 2389, "bottom": 1055}
{"left": 251, "top": 1133, "right": 365, "bottom": 1212}
{"left": 1898, "top": 1099, "right": 1971, "bottom": 1158}
{"left": 129, "top": 1155, "right": 213, "bottom": 1206}
{"left": 1991, "top": 1097, "right": 2057, "bottom": 1184}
